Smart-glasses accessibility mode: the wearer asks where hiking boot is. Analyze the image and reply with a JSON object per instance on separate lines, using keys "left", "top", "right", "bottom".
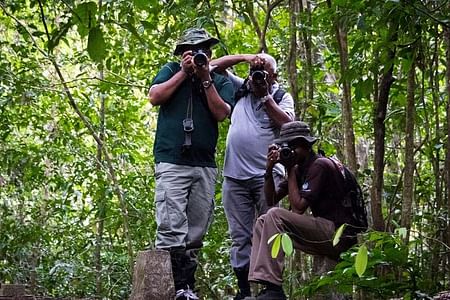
{"left": 234, "top": 290, "right": 252, "bottom": 300}
{"left": 255, "top": 287, "right": 286, "bottom": 300}
{"left": 234, "top": 267, "right": 251, "bottom": 300}
{"left": 175, "top": 288, "right": 199, "bottom": 300}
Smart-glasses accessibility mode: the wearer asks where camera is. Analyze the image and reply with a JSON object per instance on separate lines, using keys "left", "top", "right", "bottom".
{"left": 278, "top": 142, "right": 295, "bottom": 162}
{"left": 192, "top": 50, "right": 208, "bottom": 67}
{"left": 251, "top": 70, "right": 267, "bottom": 85}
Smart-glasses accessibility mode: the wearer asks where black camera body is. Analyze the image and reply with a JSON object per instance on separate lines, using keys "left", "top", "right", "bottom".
{"left": 278, "top": 142, "right": 295, "bottom": 162}
{"left": 250, "top": 65, "right": 267, "bottom": 85}
{"left": 251, "top": 70, "right": 267, "bottom": 84}
{"left": 192, "top": 50, "right": 208, "bottom": 67}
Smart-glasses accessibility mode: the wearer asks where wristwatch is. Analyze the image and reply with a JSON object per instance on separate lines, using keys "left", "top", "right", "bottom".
{"left": 202, "top": 80, "right": 213, "bottom": 89}
{"left": 261, "top": 95, "right": 271, "bottom": 103}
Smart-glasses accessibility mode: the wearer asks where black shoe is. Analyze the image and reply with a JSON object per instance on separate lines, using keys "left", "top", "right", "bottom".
{"left": 234, "top": 290, "right": 252, "bottom": 300}
{"left": 255, "top": 287, "right": 286, "bottom": 300}
{"left": 233, "top": 267, "right": 251, "bottom": 300}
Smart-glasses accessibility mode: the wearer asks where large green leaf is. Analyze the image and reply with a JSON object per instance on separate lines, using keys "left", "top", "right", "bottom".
{"left": 87, "top": 27, "right": 106, "bottom": 63}
{"left": 355, "top": 244, "right": 368, "bottom": 277}
{"left": 271, "top": 234, "right": 281, "bottom": 259}
{"left": 281, "top": 233, "right": 293, "bottom": 256}
{"left": 73, "top": 2, "right": 98, "bottom": 37}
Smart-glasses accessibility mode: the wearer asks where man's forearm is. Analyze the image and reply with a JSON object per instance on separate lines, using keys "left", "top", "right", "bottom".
{"left": 264, "top": 170, "right": 277, "bottom": 207}
{"left": 210, "top": 54, "right": 255, "bottom": 73}
{"left": 149, "top": 70, "right": 188, "bottom": 105}
{"left": 264, "top": 97, "right": 294, "bottom": 127}
{"left": 204, "top": 85, "right": 231, "bottom": 121}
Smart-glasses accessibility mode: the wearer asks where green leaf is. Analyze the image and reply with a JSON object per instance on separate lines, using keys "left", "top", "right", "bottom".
{"left": 281, "top": 233, "right": 293, "bottom": 256}
{"left": 133, "top": 0, "right": 148, "bottom": 9}
{"left": 333, "top": 224, "right": 346, "bottom": 246}
{"left": 395, "top": 227, "right": 407, "bottom": 240}
{"left": 355, "top": 244, "right": 368, "bottom": 277}
{"left": 87, "top": 27, "right": 106, "bottom": 63}
{"left": 271, "top": 234, "right": 281, "bottom": 259}
{"left": 74, "top": 2, "right": 98, "bottom": 37}
{"left": 267, "top": 233, "right": 279, "bottom": 245}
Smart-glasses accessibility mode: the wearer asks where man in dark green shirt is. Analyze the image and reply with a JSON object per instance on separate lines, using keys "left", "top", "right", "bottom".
{"left": 149, "top": 28, "right": 234, "bottom": 300}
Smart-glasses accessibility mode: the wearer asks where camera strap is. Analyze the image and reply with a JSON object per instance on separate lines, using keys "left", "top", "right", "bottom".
{"left": 182, "top": 80, "right": 194, "bottom": 153}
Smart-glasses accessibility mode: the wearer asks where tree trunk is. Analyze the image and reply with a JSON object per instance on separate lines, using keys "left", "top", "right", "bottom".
{"left": 129, "top": 250, "right": 175, "bottom": 300}
{"left": 444, "top": 25, "right": 450, "bottom": 284}
{"left": 430, "top": 24, "right": 443, "bottom": 284}
{"left": 298, "top": 0, "right": 313, "bottom": 120}
{"left": 95, "top": 69, "right": 106, "bottom": 298}
{"left": 372, "top": 24, "right": 398, "bottom": 231}
{"left": 287, "top": 0, "right": 299, "bottom": 116}
{"left": 400, "top": 59, "right": 416, "bottom": 239}
{"left": 327, "top": 1, "right": 357, "bottom": 171}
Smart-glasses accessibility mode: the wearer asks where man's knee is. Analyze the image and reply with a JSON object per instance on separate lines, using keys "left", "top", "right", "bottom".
{"left": 266, "top": 207, "right": 287, "bottom": 219}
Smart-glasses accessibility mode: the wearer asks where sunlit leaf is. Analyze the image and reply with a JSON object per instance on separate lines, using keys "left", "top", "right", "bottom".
{"left": 395, "top": 227, "right": 407, "bottom": 240}
{"left": 281, "top": 233, "right": 293, "bottom": 256}
{"left": 268, "top": 233, "right": 279, "bottom": 245}
{"left": 355, "top": 244, "right": 368, "bottom": 277}
{"left": 333, "top": 224, "right": 346, "bottom": 246}
{"left": 271, "top": 234, "right": 281, "bottom": 259}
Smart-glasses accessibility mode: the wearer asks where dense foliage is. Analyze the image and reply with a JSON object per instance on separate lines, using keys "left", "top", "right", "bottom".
{"left": 1, "top": 0, "right": 449, "bottom": 299}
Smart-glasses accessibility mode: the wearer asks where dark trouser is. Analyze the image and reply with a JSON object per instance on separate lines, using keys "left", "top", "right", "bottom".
{"left": 249, "top": 207, "right": 351, "bottom": 285}
{"left": 170, "top": 248, "right": 199, "bottom": 290}
{"left": 222, "top": 174, "right": 284, "bottom": 269}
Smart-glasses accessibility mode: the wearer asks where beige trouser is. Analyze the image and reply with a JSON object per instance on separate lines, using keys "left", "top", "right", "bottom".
{"left": 249, "top": 207, "right": 348, "bottom": 285}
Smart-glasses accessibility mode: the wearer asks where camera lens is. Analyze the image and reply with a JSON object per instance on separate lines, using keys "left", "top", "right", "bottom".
{"left": 193, "top": 50, "right": 208, "bottom": 67}
{"left": 251, "top": 70, "right": 266, "bottom": 85}
{"left": 278, "top": 143, "right": 294, "bottom": 162}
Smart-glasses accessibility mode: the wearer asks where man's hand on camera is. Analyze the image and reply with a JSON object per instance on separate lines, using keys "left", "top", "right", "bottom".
{"left": 266, "top": 144, "right": 279, "bottom": 170}
{"left": 249, "top": 55, "right": 265, "bottom": 69}
{"left": 181, "top": 51, "right": 194, "bottom": 76}
{"left": 194, "top": 61, "right": 210, "bottom": 82}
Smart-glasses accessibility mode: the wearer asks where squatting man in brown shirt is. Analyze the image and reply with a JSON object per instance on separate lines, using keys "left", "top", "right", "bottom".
{"left": 247, "top": 121, "right": 357, "bottom": 300}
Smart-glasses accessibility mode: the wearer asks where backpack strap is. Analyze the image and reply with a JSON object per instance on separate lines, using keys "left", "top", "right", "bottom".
{"left": 234, "top": 78, "right": 250, "bottom": 102}
{"left": 272, "top": 88, "right": 286, "bottom": 104}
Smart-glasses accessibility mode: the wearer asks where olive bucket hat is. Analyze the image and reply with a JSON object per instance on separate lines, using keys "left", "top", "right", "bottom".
{"left": 274, "top": 121, "right": 318, "bottom": 144}
{"left": 173, "top": 28, "right": 220, "bottom": 55}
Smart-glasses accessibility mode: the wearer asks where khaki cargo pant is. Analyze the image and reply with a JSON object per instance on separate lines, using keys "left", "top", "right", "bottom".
{"left": 249, "top": 207, "right": 348, "bottom": 285}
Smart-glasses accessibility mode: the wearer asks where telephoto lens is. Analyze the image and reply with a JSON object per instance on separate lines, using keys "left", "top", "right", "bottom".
{"left": 192, "top": 50, "right": 208, "bottom": 67}
{"left": 251, "top": 70, "right": 266, "bottom": 85}
{"left": 278, "top": 143, "right": 294, "bottom": 162}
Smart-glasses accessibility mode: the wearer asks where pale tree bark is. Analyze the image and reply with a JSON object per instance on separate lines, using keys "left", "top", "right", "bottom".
{"left": 444, "top": 25, "right": 450, "bottom": 281}
{"left": 400, "top": 59, "right": 416, "bottom": 239}
{"left": 287, "top": 0, "right": 299, "bottom": 115}
{"left": 326, "top": 0, "right": 357, "bottom": 172}
{"left": 298, "top": 0, "right": 314, "bottom": 120}
{"left": 430, "top": 24, "right": 444, "bottom": 284}
{"left": 94, "top": 1, "right": 106, "bottom": 297}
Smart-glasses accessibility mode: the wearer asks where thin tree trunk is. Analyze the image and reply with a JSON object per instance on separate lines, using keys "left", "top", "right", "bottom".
{"left": 94, "top": 2, "right": 106, "bottom": 297}
{"left": 400, "top": 59, "right": 416, "bottom": 239}
{"left": 298, "top": 0, "right": 314, "bottom": 120}
{"left": 430, "top": 25, "right": 443, "bottom": 284}
{"left": 305, "top": 0, "right": 313, "bottom": 118}
{"left": 287, "top": 0, "right": 298, "bottom": 116}
{"left": 372, "top": 24, "right": 398, "bottom": 231}
{"left": 244, "top": 0, "right": 284, "bottom": 53}
{"left": 326, "top": 0, "right": 357, "bottom": 171}
{"left": 444, "top": 25, "right": 450, "bottom": 284}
